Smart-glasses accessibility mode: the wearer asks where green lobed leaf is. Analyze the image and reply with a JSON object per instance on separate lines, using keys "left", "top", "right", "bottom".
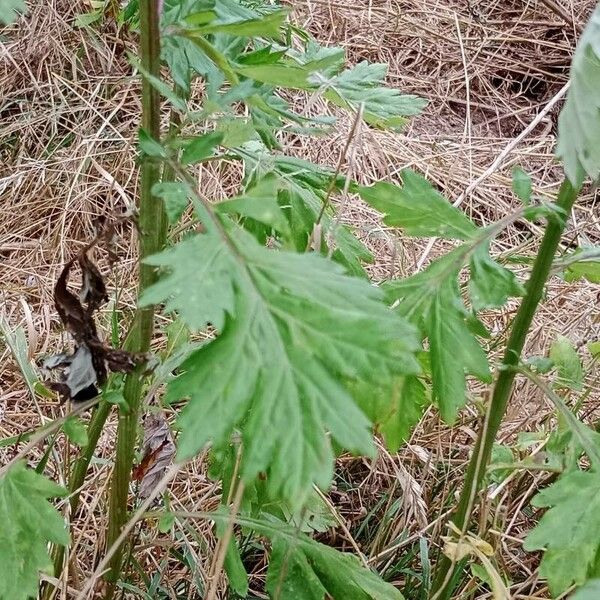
{"left": 564, "top": 259, "right": 600, "bottom": 283}
{"left": 562, "top": 248, "right": 600, "bottom": 284}
{"left": 158, "top": 511, "right": 175, "bottom": 533}
{"left": 384, "top": 250, "right": 491, "bottom": 423}
{"left": 289, "top": 39, "right": 345, "bottom": 75}
{"left": 317, "top": 61, "right": 427, "bottom": 130}
{"left": 234, "top": 63, "right": 313, "bottom": 89}
{"left": 190, "top": 9, "right": 287, "bottom": 38}
{"left": 161, "top": 0, "right": 219, "bottom": 93}
{"left": 239, "top": 149, "right": 373, "bottom": 276}
{"left": 162, "top": 0, "right": 215, "bottom": 24}
{"left": 351, "top": 375, "right": 428, "bottom": 452}
{"left": 549, "top": 335, "right": 584, "bottom": 391}
{"left": 210, "top": 442, "right": 340, "bottom": 535}
{"left": 218, "top": 526, "right": 249, "bottom": 596}
{"left": 523, "top": 201, "right": 568, "bottom": 224}
{"left": 0, "top": 0, "right": 25, "bottom": 24}
{"left": 189, "top": 0, "right": 265, "bottom": 24}
{"left": 73, "top": 10, "right": 103, "bottom": 27}
{"left": 286, "top": 184, "right": 372, "bottom": 276}
{"left": 217, "top": 174, "right": 290, "bottom": 235}
{"left": 468, "top": 242, "right": 525, "bottom": 310}
{"left": 539, "top": 381, "right": 600, "bottom": 467}
{"left": 487, "top": 443, "right": 514, "bottom": 485}
{"left": 0, "top": 462, "right": 69, "bottom": 600}
{"left": 138, "top": 128, "right": 167, "bottom": 158}
{"left": 216, "top": 117, "right": 257, "bottom": 147}
{"left": 556, "top": 5, "right": 600, "bottom": 186}
{"left": 524, "top": 471, "right": 600, "bottom": 596}
{"left": 358, "top": 169, "right": 478, "bottom": 240}
{"left": 148, "top": 226, "right": 420, "bottom": 503}
{"left": 161, "top": 34, "right": 221, "bottom": 92}
{"left": 63, "top": 416, "right": 89, "bottom": 447}
{"left": 181, "top": 131, "right": 223, "bottom": 165}
{"left": 236, "top": 45, "right": 287, "bottom": 66}
{"left": 184, "top": 9, "right": 216, "bottom": 26}
{"left": 103, "top": 389, "right": 129, "bottom": 412}
{"left": 164, "top": 317, "right": 191, "bottom": 357}
{"left": 465, "top": 313, "right": 490, "bottom": 341}
{"left": 139, "top": 233, "right": 237, "bottom": 332}
{"left": 131, "top": 55, "right": 188, "bottom": 112}
{"left": 267, "top": 537, "right": 327, "bottom": 599}
{"left": 525, "top": 355, "right": 554, "bottom": 374}
{"left": 152, "top": 182, "right": 189, "bottom": 225}
{"left": 572, "top": 580, "right": 600, "bottom": 600}
{"left": 283, "top": 491, "right": 338, "bottom": 534}
{"left": 266, "top": 530, "right": 405, "bottom": 600}
{"left": 120, "top": 0, "right": 139, "bottom": 25}
{"left": 428, "top": 278, "right": 491, "bottom": 421}
{"left": 470, "top": 562, "right": 492, "bottom": 588}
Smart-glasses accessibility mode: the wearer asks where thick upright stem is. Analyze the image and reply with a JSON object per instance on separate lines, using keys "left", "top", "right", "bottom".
{"left": 431, "top": 179, "right": 579, "bottom": 598}
{"left": 104, "top": 0, "right": 166, "bottom": 594}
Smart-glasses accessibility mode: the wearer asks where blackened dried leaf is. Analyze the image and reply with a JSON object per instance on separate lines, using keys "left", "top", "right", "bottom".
{"left": 132, "top": 442, "right": 168, "bottom": 482}
{"left": 54, "top": 258, "right": 98, "bottom": 345}
{"left": 134, "top": 413, "right": 176, "bottom": 499}
{"left": 43, "top": 344, "right": 100, "bottom": 402}
{"left": 65, "top": 345, "right": 97, "bottom": 399}
{"left": 78, "top": 253, "right": 108, "bottom": 312}
{"left": 99, "top": 346, "right": 148, "bottom": 374}
{"left": 41, "top": 353, "right": 72, "bottom": 371}
{"left": 90, "top": 344, "right": 108, "bottom": 389}
{"left": 48, "top": 219, "right": 147, "bottom": 402}
{"left": 105, "top": 230, "right": 119, "bottom": 267}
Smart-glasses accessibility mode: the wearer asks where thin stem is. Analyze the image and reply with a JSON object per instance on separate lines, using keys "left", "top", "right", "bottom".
{"left": 69, "top": 401, "right": 112, "bottom": 512}
{"left": 104, "top": 0, "right": 167, "bottom": 595}
{"left": 431, "top": 178, "right": 579, "bottom": 598}
{"left": 313, "top": 103, "right": 363, "bottom": 230}
{"left": 76, "top": 465, "right": 181, "bottom": 600}
{"left": 205, "top": 481, "right": 246, "bottom": 600}
{"left": 46, "top": 401, "right": 112, "bottom": 596}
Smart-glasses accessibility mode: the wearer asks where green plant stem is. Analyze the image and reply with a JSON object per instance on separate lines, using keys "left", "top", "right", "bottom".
{"left": 50, "top": 38, "right": 183, "bottom": 600}
{"left": 44, "top": 401, "right": 112, "bottom": 597}
{"left": 104, "top": 0, "right": 166, "bottom": 595}
{"left": 70, "top": 402, "right": 112, "bottom": 510}
{"left": 50, "top": 51, "right": 186, "bottom": 600}
{"left": 431, "top": 178, "right": 579, "bottom": 599}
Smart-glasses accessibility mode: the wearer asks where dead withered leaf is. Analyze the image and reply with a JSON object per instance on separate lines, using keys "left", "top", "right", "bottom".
{"left": 44, "top": 219, "right": 147, "bottom": 402}
{"left": 133, "top": 413, "right": 176, "bottom": 499}
{"left": 53, "top": 254, "right": 99, "bottom": 346}
{"left": 78, "top": 252, "right": 108, "bottom": 313}
{"left": 42, "top": 345, "right": 99, "bottom": 402}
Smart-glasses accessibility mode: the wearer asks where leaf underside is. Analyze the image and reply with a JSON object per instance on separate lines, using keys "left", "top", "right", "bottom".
{"left": 265, "top": 524, "right": 405, "bottom": 599}
{"left": 524, "top": 471, "right": 600, "bottom": 596}
{"left": 144, "top": 223, "right": 420, "bottom": 504}
{"left": 384, "top": 251, "right": 491, "bottom": 423}
{"left": 358, "top": 169, "right": 477, "bottom": 240}
{"left": 0, "top": 462, "right": 69, "bottom": 600}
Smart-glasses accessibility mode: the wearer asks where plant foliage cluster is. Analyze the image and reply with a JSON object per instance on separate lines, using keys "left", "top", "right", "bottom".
{"left": 1, "top": 0, "right": 600, "bottom": 598}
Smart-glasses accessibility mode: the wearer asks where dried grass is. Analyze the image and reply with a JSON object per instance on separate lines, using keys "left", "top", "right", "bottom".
{"left": 1, "top": 0, "right": 599, "bottom": 598}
